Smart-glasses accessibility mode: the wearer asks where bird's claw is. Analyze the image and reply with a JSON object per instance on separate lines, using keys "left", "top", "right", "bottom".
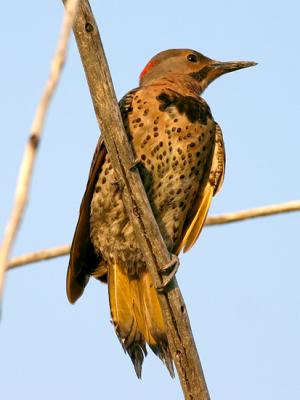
{"left": 156, "top": 254, "right": 180, "bottom": 292}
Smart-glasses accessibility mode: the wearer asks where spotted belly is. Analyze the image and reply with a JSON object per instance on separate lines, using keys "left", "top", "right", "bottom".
{"left": 90, "top": 87, "right": 215, "bottom": 276}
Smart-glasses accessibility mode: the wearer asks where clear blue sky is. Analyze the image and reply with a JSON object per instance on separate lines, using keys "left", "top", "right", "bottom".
{"left": 1, "top": 1, "right": 300, "bottom": 399}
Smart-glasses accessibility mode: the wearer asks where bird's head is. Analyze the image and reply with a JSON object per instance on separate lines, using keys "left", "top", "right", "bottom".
{"left": 139, "top": 49, "right": 256, "bottom": 94}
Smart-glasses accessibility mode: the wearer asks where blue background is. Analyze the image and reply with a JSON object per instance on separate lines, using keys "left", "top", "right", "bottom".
{"left": 1, "top": 1, "right": 299, "bottom": 399}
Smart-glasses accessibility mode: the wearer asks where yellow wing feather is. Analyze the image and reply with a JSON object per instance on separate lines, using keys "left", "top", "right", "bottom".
{"left": 108, "top": 262, "right": 136, "bottom": 340}
{"left": 175, "top": 184, "right": 214, "bottom": 254}
{"left": 175, "top": 123, "right": 225, "bottom": 255}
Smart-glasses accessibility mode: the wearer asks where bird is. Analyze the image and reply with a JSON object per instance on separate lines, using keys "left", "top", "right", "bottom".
{"left": 66, "top": 49, "right": 256, "bottom": 378}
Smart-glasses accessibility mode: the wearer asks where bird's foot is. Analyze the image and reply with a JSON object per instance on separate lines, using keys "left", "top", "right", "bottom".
{"left": 156, "top": 254, "right": 180, "bottom": 292}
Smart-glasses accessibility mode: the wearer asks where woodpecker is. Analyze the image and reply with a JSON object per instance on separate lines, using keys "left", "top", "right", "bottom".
{"left": 67, "top": 49, "right": 256, "bottom": 377}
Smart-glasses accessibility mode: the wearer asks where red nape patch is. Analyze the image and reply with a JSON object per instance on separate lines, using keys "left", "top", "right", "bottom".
{"left": 139, "top": 60, "right": 158, "bottom": 82}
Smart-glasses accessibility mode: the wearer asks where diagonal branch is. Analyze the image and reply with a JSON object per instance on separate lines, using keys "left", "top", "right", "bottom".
{"left": 0, "top": 0, "right": 80, "bottom": 299}
{"left": 63, "top": 1, "right": 209, "bottom": 398}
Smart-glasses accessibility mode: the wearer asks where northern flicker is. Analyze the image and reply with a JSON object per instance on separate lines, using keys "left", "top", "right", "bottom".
{"left": 67, "top": 49, "right": 256, "bottom": 377}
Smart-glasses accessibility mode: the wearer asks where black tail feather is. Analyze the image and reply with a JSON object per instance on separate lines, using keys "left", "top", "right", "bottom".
{"left": 150, "top": 341, "right": 175, "bottom": 378}
{"left": 127, "top": 342, "right": 147, "bottom": 379}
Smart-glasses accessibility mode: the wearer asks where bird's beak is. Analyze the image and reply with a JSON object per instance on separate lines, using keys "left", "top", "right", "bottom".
{"left": 210, "top": 60, "right": 257, "bottom": 80}
{"left": 189, "top": 58, "right": 257, "bottom": 93}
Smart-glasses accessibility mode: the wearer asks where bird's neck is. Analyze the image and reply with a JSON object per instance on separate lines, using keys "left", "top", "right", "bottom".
{"left": 141, "top": 74, "right": 204, "bottom": 97}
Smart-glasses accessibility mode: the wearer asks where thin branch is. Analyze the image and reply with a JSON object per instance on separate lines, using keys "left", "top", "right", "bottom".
{"left": 7, "top": 199, "right": 300, "bottom": 270}
{"left": 63, "top": 1, "right": 209, "bottom": 398}
{"left": 0, "top": 0, "right": 80, "bottom": 298}
{"left": 8, "top": 245, "right": 70, "bottom": 270}
{"left": 206, "top": 199, "right": 300, "bottom": 225}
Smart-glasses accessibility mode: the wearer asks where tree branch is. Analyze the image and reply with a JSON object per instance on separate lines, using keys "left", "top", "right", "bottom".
{"left": 206, "top": 199, "right": 300, "bottom": 225}
{"left": 7, "top": 199, "right": 300, "bottom": 270}
{"left": 0, "top": 0, "right": 80, "bottom": 299}
{"left": 62, "top": 0, "right": 209, "bottom": 398}
{"left": 8, "top": 245, "right": 70, "bottom": 270}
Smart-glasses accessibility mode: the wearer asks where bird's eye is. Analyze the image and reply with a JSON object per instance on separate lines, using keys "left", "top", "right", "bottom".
{"left": 187, "top": 53, "right": 198, "bottom": 63}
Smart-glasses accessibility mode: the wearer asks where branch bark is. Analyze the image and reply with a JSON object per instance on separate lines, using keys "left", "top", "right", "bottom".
{"left": 206, "top": 199, "right": 300, "bottom": 225}
{"left": 63, "top": 0, "right": 209, "bottom": 398}
{"left": 8, "top": 245, "right": 70, "bottom": 270}
{"left": 0, "top": 0, "right": 80, "bottom": 299}
{"left": 7, "top": 199, "right": 300, "bottom": 270}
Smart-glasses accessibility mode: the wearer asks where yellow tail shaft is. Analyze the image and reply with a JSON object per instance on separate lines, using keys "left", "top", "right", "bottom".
{"left": 108, "top": 262, "right": 174, "bottom": 377}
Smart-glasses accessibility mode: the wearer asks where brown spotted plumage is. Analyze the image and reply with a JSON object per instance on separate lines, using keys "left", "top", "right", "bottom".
{"left": 67, "top": 49, "right": 256, "bottom": 377}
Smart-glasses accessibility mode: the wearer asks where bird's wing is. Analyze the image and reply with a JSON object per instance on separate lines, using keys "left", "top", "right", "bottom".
{"left": 211, "top": 123, "right": 226, "bottom": 195}
{"left": 175, "top": 123, "right": 225, "bottom": 254}
{"left": 67, "top": 89, "right": 138, "bottom": 303}
{"left": 67, "top": 137, "right": 107, "bottom": 303}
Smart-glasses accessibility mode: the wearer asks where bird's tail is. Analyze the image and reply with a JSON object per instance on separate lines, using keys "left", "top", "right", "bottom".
{"left": 108, "top": 262, "right": 174, "bottom": 378}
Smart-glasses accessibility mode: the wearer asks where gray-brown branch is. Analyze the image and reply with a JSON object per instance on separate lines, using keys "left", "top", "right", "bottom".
{"left": 62, "top": 0, "right": 209, "bottom": 398}
{"left": 206, "top": 200, "right": 300, "bottom": 225}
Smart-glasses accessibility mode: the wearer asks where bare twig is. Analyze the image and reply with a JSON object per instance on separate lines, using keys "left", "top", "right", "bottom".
{"left": 8, "top": 245, "right": 70, "bottom": 270}
{"left": 206, "top": 199, "right": 300, "bottom": 225}
{"left": 0, "top": 0, "right": 80, "bottom": 298}
{"left": 7, "top": 199, "right": 300, "bottom": 271}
